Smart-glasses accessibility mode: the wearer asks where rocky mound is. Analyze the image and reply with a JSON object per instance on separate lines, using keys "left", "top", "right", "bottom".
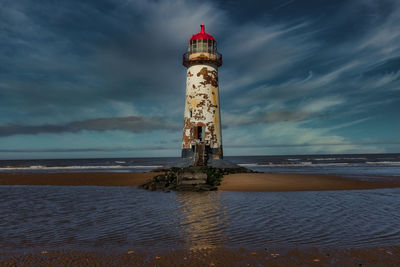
{"left": 140, "top": 166, "right": 252, "bottom": 192}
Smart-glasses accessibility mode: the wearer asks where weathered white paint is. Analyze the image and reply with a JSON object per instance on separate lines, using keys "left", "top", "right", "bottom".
{"left": 182, "top": 62, "right": 222, "bottom": 152}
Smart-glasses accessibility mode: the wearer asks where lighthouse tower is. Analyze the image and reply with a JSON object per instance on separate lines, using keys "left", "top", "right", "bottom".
{"left": 181, "top": 25, "right": 223, "bottom": 164}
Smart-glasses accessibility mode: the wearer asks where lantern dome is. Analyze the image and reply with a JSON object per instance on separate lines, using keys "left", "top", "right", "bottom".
{"left": 189, "top": 24, "right": 215, "bottom": 41}
{"left": 183, "top": 24, "right": 222, "bottom": 67}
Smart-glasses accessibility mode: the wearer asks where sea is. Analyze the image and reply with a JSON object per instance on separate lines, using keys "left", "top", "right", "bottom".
{"left": 1, "top": 153, "right": 400, "bottom": 176}
{"left": 0, "top": 153, "right": 400, "bottom": 253}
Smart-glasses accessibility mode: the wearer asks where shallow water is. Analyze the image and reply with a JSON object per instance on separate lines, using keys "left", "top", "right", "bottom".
{"left": 1, "top": 186, "right": 399, "bottom": 252}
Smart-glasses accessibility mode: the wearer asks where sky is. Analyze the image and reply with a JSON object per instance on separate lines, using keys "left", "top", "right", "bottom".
{"left": 0, "top": 0, "right": 399, "bottom": 159}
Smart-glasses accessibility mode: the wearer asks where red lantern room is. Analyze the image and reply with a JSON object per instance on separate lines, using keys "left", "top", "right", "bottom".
{"left": 183, "top": 24, "right": 222, "bottom": 67}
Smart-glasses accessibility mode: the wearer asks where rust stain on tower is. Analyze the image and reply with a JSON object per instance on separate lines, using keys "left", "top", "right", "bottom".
{"left": 181, "top": 24, "right": 223, "bottom": 163}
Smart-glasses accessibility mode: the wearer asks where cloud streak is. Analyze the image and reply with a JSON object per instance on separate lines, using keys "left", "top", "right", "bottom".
{"left": 1, "top": 0, "right": 400, "bottom": 157}
{"left": 0, "top": 116, "right": 179, "bottom": 137}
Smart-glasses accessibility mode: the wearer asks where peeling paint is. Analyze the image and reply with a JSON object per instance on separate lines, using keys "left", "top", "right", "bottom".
{"left": 182, "top": 63, "right": 223, "bottom": 159}
{"left": 197, "top": 67, "right": 218, "bottom": 87}
{"left": 182, "top": 117, "right": 193, "bottom": 149}
{"left": 190, "top": 99, "right": 198, "bottom": 108}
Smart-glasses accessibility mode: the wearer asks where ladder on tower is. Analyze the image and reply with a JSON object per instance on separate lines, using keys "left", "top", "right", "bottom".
{"left": 194, "top": 143, "right": 207, "bottom": 166}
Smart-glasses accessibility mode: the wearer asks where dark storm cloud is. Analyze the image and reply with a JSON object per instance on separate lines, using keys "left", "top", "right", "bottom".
{"left": 1, "top": 0, "right": 400, "bottom": 157}
{"left": 2, "top": 0, "right": 398, "bottom": 124}
{"left": 219, "top": 0, "right": 400, "bottom": 135}
{"left": 0, "top": 0, "right": 225, "bottom": 124}
{"left": 0, "top": 116, "right": 179, "bottom": 137}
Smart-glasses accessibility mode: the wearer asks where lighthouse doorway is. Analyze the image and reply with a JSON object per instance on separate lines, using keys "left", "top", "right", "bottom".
{"left": 197, "top": 126, "right": 205, "bottom": 141}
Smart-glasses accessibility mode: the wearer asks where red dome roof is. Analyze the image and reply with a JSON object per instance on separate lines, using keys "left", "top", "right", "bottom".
{"left": 189, "top": 24, "right": 215, "bottom": 41}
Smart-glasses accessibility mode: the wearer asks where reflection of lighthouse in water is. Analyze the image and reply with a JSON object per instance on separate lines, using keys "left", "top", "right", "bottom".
{"left": 181, "top": 25, "right": 223, "bottom": 163}
{"left": 176, "top": 192, "right": 228, "bottom": 250}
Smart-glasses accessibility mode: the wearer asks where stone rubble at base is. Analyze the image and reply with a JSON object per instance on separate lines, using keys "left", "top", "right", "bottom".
{"left": 140, "top": 160, "right": 253, "bottom": 192}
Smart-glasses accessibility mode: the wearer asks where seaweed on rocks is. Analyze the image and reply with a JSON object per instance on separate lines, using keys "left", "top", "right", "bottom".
{"left": 140, "top": 166, "right": 253, "bottom": 192}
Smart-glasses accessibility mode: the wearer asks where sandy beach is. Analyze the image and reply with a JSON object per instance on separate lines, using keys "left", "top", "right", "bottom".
{"left": 0, "top": 171, "right": 399, "bottom": 191}
{"left": 1, "top": 247, "right": 399, "bottom": 266}
{"left": 0, "top": 172, "right": 161, "bottom": 186}
{"left": 220, "top": 172, "right": 400, "bottom": 191}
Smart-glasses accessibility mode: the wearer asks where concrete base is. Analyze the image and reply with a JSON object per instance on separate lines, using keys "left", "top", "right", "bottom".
{"left": 157, "top": 158, "right": 242, "bottom": 170}
{"left": 181, "top": 148, "right": 194, "bottom": 158}
{"left": 178, "top": 168, "right": 207, "bottom": 185}
{"left": 179, "top": 178, "right": 207, "bottom": 185}
{"left": 180, "top": 172, "right": 207, "bottom": 179}
{"left": 207, "top": 158, "right": 241, "bottom": 168}
{"left": 210, "top": 147, "right": 223, "bottom": 160}
{"left": 181, "top": 146, "right": 223, "bottom": 161}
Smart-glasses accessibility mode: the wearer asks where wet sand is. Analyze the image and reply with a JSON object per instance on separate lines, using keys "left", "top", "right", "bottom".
{"left": 1, "top": 247, "right": 399, "bottom": 266}
{"left": 220, "top": 172, "right": 400, "bottom": 191}
{"left": 1, "top": 172, "right": 399, "bottom": 191}
{"left": 0, "top": 172, "right": 161, "bottom": 186}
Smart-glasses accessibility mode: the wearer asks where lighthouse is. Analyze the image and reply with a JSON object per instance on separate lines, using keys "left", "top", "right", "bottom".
{"left": 181, "top": 25, "right": 223, "bottom": 165}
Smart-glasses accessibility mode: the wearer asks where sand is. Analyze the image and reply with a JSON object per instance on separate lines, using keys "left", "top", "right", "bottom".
{"left": 1, "top": 171, "right": 399, "bottom": 191}
{"left": 1, "top": 247, "right": 399, "bottom": 266}
{"left": 0, "top": 172, "right": 161, "bottom": 186}
{"left": 219, "top": 172, "right": 400, "bottom": 191}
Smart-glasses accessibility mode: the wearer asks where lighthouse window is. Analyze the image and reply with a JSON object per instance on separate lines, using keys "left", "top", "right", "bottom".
{"left": 190, "top": 39, "right": 218, "bottom": 53}
{"left": 189, "top": 109, "right": 192, "bottom": 117}
{"left": 208, "top": 40, "right": 213, "bottom": 53}
{"left": 202, "top": 39, "right": 207, "bottom": 52}
{"left": 192, "top": 41, "right": 197, "bottom": 53}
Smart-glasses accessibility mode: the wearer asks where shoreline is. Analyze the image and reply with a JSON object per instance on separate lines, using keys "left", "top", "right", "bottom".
{"left": 1, "top": 247, "right": 399, "bottom": 266}
{"left": 0, "top": 171, "right": 400, "bottom": 191}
